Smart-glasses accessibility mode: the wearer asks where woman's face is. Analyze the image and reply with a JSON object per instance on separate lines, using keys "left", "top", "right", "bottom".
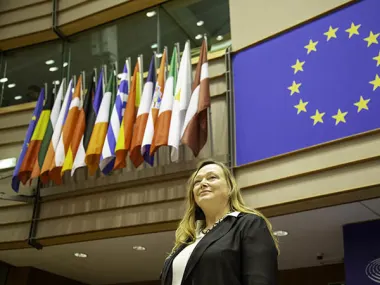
{"left": 192, "top": 164, "right": 230, "bottom": 210}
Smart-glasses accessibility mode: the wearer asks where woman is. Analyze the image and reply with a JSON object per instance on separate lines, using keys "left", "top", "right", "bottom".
{"left": 160, "top": 159, "right": 279, "bottom": 285}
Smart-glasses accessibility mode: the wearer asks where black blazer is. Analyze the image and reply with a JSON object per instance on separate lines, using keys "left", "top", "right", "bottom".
{"left": 160, "top": 212, "right": 278, "bottom": 285}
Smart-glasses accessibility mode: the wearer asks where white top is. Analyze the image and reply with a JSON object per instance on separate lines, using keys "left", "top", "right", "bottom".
{"left": 171, "top": 212, "right": 240, "bottom": 285}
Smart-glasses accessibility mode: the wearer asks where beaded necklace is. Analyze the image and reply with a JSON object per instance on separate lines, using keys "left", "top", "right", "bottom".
{"left": 200, "top": 212, "right": 231, "bottom": 235}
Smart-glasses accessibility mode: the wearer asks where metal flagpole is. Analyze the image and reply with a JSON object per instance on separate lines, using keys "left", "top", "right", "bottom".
{"left": 171, "top": 42, "right": 181, "bottom": 163}
{"left": 127, "top": 57, "right": 131, "bottom": 87}
{"left": 225, "top": 45, "right": 235, "bottom": 171}
{"left": 94, "top": 67, "right": 98, "bottom": 91}
{"left": 44, "top": 83, "right": 48, "bottom": 102}
{"left": 203, "top": 34, "right": 214, "bottom": 159}
{"left": 139, "top": 54, "right": 147, "bottom": 169}
{"left": 81, "top": 70, "right": 86, "bottom": 106}
{"left": 103, "top": 64, "right": 108, "bottom": 93}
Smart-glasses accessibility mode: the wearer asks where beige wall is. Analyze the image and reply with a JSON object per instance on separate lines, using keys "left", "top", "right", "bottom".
{"left": 0, "top": 0, "right": 379, "bottom": 251}
{"left": 0, "top": 0, "right": 167, "bottom": 50}
{"left": 229, "top": 0, "right": 353, "bottom": 51}
{"left": 0, "top": 53, "right": 230, "bottom": 248}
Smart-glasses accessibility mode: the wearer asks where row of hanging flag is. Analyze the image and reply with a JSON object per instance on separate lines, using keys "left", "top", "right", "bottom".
{"left": 11, "top": 39, "right": 210, "bottom": 192}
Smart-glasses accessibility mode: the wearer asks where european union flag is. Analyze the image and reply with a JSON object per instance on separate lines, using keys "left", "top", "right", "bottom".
{"left": 233, "top": 0, "right": 380, "bottom": 166}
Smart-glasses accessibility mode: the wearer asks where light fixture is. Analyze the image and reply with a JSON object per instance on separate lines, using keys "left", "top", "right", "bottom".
{"left": 133, "top": 246, "right": 146, "bottom": 251}
{"left": 49, "top": 67, "right": 59, "bottom": 72}
{"left": 0, "top": 158, "right": 16, "bottom": 170}
{"left": 8, "top": 83, "right": 16, "bottom": 88}
{"left": 156, "top": 53, "right": 163, "bottom": 58}
{"left": 14, "top": 95, "right": 22, "bottom": 100}
{"left": 0, "top": 77, "right": 8, "bottom": 83}
{"left": 151, "top": 43, "right": 158, "bottom": 49}
{"left": 63, "top": 62, "right": 68, "bottom": 67}
{"left": 74, "top": 252, "right": 87, "bottom": 258}
{"left": 216, "top": 35, "right": 224, "bottom": 41}
{"left": 195, "top": 34, "right": 203, "bottom": 40}
{"left": 197, "top": 20, "right": 204, "bottom": 26}
{"left": 45, "top": 59, "right": 55, "bottom": 65}
{"left": 146, "top": 11, "right": 156, "bottom": 17}
{"left": 273, "top": 230, "right": 288, "bottom": 237}
{"left": 53, "top": 80, "right": 60, "bottom": 85}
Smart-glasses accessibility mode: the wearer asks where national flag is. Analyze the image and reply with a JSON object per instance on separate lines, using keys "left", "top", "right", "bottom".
{"left": 40, "top": 80, "right": 73, "bottom": 184}
{"left": 12, "top": 90, "right": 44, "bottom": 192}
{"left": 168, "top": 41, "right": 192, "bottom": 162}
{"left": 181, "top": 39, "right": 210, "bottom": 158}
{"left": 141, "top": 50, "right": 167, "bottom": 166}
{"left": 150, "top": 47, "right": 178, "bottom": 155}
{"left": 71, "top": 70, "right": 103, "bottom": 175}
{"left": 30, "top": 79, "right": 66, "bottom": 180}
{"left": 85, "top": 71, "right": 116, "bottom": 175}
{"left": 49, "top": 76, "right": 82, "bottom": 184}
{"left": 232, "top": 0, "right": 380, "bottom": 165}
{"left": 61, "top": 76, "right": 84, "bottom": 175}
{"left": 99, "top": 64, "right": 129, "bottom": 174}
{"left": 114, "top": 58, "right": 142, "bottom": 170}
{"left": 18, "top": 88, "right": 54, "bottom": 184}
{"left": 130, "top": 56, "right": 156, "bottom": 168}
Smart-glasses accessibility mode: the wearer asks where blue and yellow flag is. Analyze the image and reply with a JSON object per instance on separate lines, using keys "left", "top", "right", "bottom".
{"left": 12, "top": 90, "right": 44, "bottom": 192}
{"left": 233, "top": 0, "right": 380, "bottom": 165}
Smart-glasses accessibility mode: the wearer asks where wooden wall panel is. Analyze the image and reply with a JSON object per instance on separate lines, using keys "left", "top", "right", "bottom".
{"left": 229, "top": 0, "right": 353, "bottom": 51}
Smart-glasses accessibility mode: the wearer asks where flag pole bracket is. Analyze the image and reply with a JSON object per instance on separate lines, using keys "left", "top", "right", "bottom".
{"left": 52, "top": 0, "right": 68, "bottom": 41}
{"left": 27, "top": 181, "right": 43, "bottom": 250}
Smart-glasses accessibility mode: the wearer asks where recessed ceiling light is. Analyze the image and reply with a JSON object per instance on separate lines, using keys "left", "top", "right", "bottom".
{"left": 49, "top": 67, "right": 58, "bottom": 72}
{"left": 53, "top": 80, "right": 60, "bottom": 85}
{"left": 216, "top": 35, "right": 224, "bottom": 41}
{"left": 195, "top": 34, "right": 203, "bottom": 40}
{"left": 45, "top": 59, "right": 55, "bottom": 65}
{"left": 146, "top": 11, "right": 156, "bottom": 17}
{"left": 0, "top": 77, "right": 8, "bottom": 83}
{"left": 133, "top": 246, "right": 146, "bottom": 251}
{"left": 151, "top": 43, "right": 158, "bottom": 49}
{"left": 63, "top": 62, "right": 68, "bottom": 67}
{"left": 8, "top": 83, "right": 16, "bottom": 88}
{"left": 156, "top": 53, "right": 163, "bottom": 58}
{"left": 273, "top": 230, "right": 288, "bottom": 237}
{"left": 0, "top": 157, "right": 16, "bottom": 170}
{"left": 74, "top": 252, "right": 87, "bottom": 258}
{"left": 197, "top": 20, "right": 204, "bottom": 26}
{"left": 14, "top": 95, "right": 22, "bottom": 100}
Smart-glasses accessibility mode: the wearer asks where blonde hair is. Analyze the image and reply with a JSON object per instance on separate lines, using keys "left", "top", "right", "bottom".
{"left": 170, "top": 159, "right": 279, "bottom": 255}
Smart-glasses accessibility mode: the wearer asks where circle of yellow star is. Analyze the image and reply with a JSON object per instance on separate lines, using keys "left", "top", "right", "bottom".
{"left": 294, "top": 99, "right": 309, "bottom": 114}
{"left": 369, "top": 74, "right": 380, "bottom": 91}
{"left": 291, "top": 59, "right": 305, "bottom": 74}
{"left": 332, "top": 109, "right": 348, "bottom": 125}
{"left": 310, "top": 109, "right": 325, "bottom": 126}
{"left": 32, "top": 115, "right": 36, "bottom": 121}
{"left": 373, "top": 51, "right": 380, "bottom": 67}
{"left": 345, "top": 22, "right": 361, "bottom": 38}
{"left": 324, "top": 26, "right": 339, "bottom": 41}
{"left": 304, "top": 39, "right": 318, "bottom": 54}
{"left": 288, "top": 81, "right": 302, "bottom": 96}
{"left": 364, "top": 31, "right": 380, "bottom": 47}
{"left": 354, "top": 96, "right": 370, "bottom": 112}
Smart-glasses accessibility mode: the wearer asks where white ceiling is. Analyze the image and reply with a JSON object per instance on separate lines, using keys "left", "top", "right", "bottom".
{"left": 0, "top": 198, "right": 379, "bottom": 285}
